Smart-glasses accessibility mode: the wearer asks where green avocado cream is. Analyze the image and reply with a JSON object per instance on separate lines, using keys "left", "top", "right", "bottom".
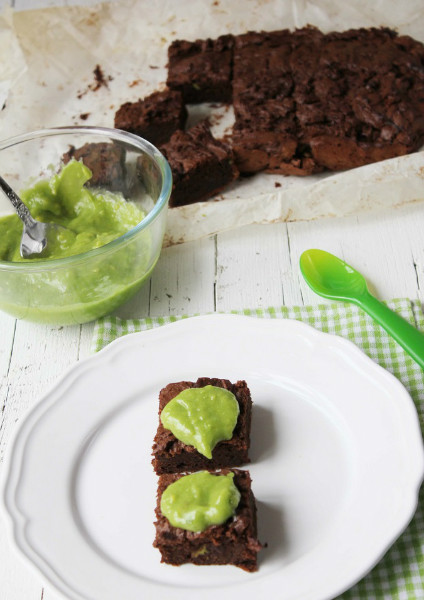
{"left": 160, "top": 471, "right": 241, "bottom": 532}
{"left": 0, "top": 159, "right": 144, "bottom": 262}
{"left": 160, "top": 385, "right": 240, "bottom": 459}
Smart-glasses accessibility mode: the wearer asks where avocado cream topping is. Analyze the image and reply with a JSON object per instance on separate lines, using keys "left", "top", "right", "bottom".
{"left": 160, "top": 385, "right": 240, "bottom": 458}
{"left": 160, "top": 471, "right": 241, "bottom": 532}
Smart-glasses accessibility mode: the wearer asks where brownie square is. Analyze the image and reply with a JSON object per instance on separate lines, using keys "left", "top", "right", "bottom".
{"left": 114, "top": 89, "right": 187, "bottom": 147}
{"left": 152, "top": 377, "right": 252, "bottom": 474}
{"left": 154, "top": 469, "right": 262, "bottom": 571}
{"left": 157, "top": 121, "right": 239, "bottom": 207}
{"left": 231, "top": 29, "right": 320, "bottom": 175}
{"left": 232, "top": 29, "right": 293, "bottom": 100}
{"left": 167, "top": 35, "right": 234, "bottom": 103}
{"left": 231, "top": 100, "right": 311, "bottom": 175}
{"left": 62, "top": 142, "right": 126, "bottom": 191}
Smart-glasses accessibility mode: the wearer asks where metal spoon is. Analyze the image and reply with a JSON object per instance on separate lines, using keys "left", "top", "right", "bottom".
{"left": 0, "top": 174, "right": 57, "bottom": 258}
{"left": 300, "top": 249, "right": 424, "bottom": 370}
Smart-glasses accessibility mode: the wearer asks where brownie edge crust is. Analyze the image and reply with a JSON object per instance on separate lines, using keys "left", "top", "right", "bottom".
{"left": 152, "top": 378, "right": 252, "bottom": 474}
{"left": 154, "top": 469, "right": 262, "bottom": 571}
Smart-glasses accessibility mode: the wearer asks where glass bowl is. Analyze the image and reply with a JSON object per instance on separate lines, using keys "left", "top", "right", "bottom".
{"left": 0, "top": 127, "right": 171, "bottom": 325}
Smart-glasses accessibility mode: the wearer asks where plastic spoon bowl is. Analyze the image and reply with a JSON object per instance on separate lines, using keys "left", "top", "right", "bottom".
{"left": 300, "top": 249, "right": 424, "bottom": 370}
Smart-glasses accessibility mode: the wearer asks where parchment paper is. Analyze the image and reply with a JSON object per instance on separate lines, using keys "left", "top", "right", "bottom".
{"left": 1, "top": 0, "right": 423, "bottom": 245}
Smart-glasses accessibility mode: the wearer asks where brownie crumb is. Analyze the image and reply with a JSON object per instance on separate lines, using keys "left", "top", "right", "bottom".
{"left": 77, "top": 64, "right": 113, "bottom": 98}
{"left": 93, "top": 64, "right": 112, "bottom": 91}
{"left": 274, "top": 182, "right": 282, "bottom": 188}
{"left": 79, "top": 113, "right": 90, "bottom": 120}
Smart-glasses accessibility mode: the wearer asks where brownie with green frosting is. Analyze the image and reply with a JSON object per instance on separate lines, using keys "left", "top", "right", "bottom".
{"left": 152, "top": 377, "right": 251, "bottom": 474}
{"left": 154, "top": 469, "right": 262, "bottom": 571}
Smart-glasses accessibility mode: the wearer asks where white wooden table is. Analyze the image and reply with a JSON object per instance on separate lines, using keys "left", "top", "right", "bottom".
{"left": 1, "top": 1, "right": 423, "bottom": 598}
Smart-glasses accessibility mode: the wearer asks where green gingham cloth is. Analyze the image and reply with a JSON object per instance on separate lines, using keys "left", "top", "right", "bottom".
{"left": 92, "top": 298, "right": 424, "bottom": 599}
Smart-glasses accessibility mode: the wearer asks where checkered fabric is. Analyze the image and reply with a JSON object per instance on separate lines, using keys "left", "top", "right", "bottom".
{"left": 93, "top": 298, "right": 424, "bottom": 599}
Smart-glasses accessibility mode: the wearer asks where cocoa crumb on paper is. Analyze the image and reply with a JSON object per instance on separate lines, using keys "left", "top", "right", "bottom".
{"left": 274, "top": 182, "right": 282, "bottom": 188}
{"left": 79, "top": 113, "right": 90, "bottom": 120}
{"left": 149, "top": 65, "right": 159, "bottom": 69}
{"left": 93, "top": 64, "right": 112, "bottom": 90}
{"left": 77, "top": 64, "right": 113, "bottom": 99}
{"left": 83, "top": 10, "right": 100, "bottom": 28}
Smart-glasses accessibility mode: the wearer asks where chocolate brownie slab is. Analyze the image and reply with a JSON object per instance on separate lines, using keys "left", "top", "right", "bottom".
{"left": 230, "top": 26, "right": 424, "bottom": 174}
{"left": 152, "top": 377, "right": 251, "bottom": 474}
{"left": 154, "top": 469, "right": 262, "bottom": 571}
{"left": 296, "top": 28, "right": 424, "bottom": 170}
{"left": 114, "top": 89, "right": 187, "bottom": 147}
{"left": 167, "top": 34, "right": 234, "bottom": 103}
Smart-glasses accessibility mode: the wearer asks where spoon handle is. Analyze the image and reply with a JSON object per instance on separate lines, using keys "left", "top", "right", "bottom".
{"left": 0, "top": 175, "right": 35, "bottom": 228}
{"left": 358, "top": 292, "right": 424, "bottom": 370}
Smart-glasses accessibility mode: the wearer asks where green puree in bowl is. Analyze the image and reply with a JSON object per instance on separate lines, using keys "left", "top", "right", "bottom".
{"left": 0, "top": 160, "right": 144, "bottom": 261}
{"left": 0, "top": 160, "right": 154, "bottom": 325}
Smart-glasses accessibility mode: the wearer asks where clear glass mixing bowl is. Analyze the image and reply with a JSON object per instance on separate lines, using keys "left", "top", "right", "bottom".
{"left": 0, "top": 127, "right": 171, "bottom": 325}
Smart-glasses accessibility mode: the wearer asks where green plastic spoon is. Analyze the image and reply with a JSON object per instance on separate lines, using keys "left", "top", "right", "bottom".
{"left": 300, "top": 249, "right": 424, "bottom": 370}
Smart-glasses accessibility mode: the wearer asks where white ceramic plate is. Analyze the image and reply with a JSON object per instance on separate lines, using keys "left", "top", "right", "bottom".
{"left": 3, "top": 315, "right": 424, "bottom": 600}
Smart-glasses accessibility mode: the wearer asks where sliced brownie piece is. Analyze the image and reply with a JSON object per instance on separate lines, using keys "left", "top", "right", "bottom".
{"left": 157, "top": 121, "right": 239, "bottom": 207}
{"left": 232, "top": 29, "right": 293, "bottom": 100}
{"left": 154, "top": 469, "right": 262, "bottom": 571}
{"left": 152, "top": 377, "right": 251, "bottom": 474}
{"left": 167, "top": 34, "right": 234, "bottom": 103}
{"left": 114, "top": 89, "right": 187, "bottom": 147}
{"left": 62, "top": 142, "right": 126, "bottom": 191}
{"left": 231, "top": 98, "right": 319, "bottom": 175}
{"left": 231, "top": 29, "right": 322, "bottom": 175}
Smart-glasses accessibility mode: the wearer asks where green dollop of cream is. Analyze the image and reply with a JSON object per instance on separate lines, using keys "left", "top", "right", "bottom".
{"left": 160, "top": 385, "right": 240, "bottom": 459}
{"left": 0, "top": 159, "right": 144, "bottom": 262}
{"left": 161, "top": 471, "right": 241, "bottom": 532}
